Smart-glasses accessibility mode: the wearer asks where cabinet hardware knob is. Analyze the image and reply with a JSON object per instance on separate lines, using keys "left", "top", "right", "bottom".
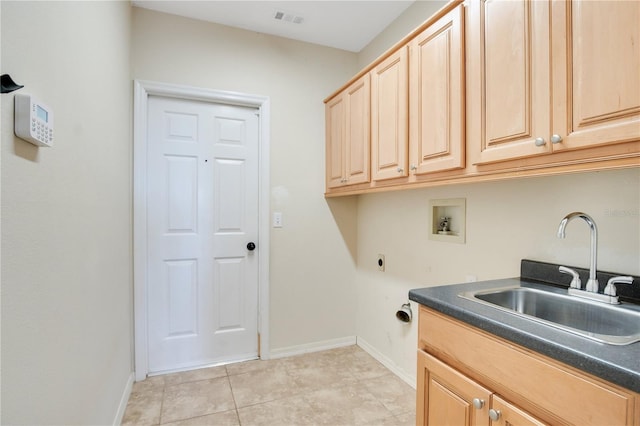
{"left": 246, "top": 242, "right": 256, "bottom": 251}
{"left": 397, "top": 167, "right": 404, "bottom": 173}
{"left": 410, "top": 164, "right": 417, "bottom": 171}
{"left": 488, "top": 409, "right": 501, "bottom": 421}
{"left": 472, "top": 398, "right": 485, "bottom": 409}
{"left": 534, "top": 137, "right": 546, "bottom": 147}
{"left": 551, "top": 134, "right": 563, "bottom": 144}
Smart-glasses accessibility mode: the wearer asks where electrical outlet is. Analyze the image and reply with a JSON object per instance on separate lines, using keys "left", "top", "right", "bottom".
{"left": 377, "top": 254, "right": 385, "bottom": 272}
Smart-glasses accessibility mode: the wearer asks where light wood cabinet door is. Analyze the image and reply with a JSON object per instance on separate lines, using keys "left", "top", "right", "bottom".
{"left": 409, "top": 4, "right": 465, "bottom": 175}
{"left": 345, "top": 74, "right": 371, "bottom": 185}
{"left": 326, "top": 94, "right": 346, "bottom": 188}
{"left": 468, "top": 0, "right": 552, "bottom": 164}
{"left": 325, "top": 74, "right": 370, "bottom": 189}
{"left": 417, "top": 350, "right": 491, "bottom": 426}
{"left": 490, "top": 395, "right": 548, "bottom": 426}
{"left": 371, "top": 46, "right": 409, "bottom": 181}
{"left": 551, "top": 0, "right": 640, "bottom": 152}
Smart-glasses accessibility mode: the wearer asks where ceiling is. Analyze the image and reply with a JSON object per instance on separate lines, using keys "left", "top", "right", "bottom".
{"left": 131, "top": 1, "right": 416, "bottom": 52}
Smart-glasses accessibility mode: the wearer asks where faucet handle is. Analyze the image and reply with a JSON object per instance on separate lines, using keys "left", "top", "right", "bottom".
{"left": 603, "top": 276, "right": 634, "bottom": 296}
{"left": 559, "top": 266, "right": 582, "bottom": 289}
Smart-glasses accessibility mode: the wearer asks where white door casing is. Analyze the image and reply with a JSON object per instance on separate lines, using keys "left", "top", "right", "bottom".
{"left": 133, "top": 80, "right": 270, "bottom": 380}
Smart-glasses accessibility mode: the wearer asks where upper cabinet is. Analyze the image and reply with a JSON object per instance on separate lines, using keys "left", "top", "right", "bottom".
{"left": 409, "top": 4, "right": 465, "bottom": 175}
{"left": 324, "top": 0, "right": 639, "bottom": 196}
{"left": 551, "top": 0, "right": 640, "bottom": 152}
{"left": 467, "top": 0, "right": 552, "bottom": 164}
{"left": 468, "top": 0, "right": 640, "bottom": 165}
{"left": 325, "top": 93, "right": 346, "bottom": 188}
{"left": 325, "top": 74, "right": 371, "bottom": 189}
{"left": 371, "top": 47, "right": 409, "bottom": 181}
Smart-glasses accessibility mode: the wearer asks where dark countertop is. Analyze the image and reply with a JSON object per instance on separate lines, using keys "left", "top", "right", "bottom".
{"left": 409, "top": 276, "right": 640, "bottom": 393}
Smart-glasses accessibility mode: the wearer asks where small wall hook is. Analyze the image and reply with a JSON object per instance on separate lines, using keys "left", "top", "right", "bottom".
{"left": 1, "top": 74, "right": 24, "bottom": 93}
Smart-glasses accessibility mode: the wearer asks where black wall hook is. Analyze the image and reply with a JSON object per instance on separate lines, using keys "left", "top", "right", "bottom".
{"left": 1, "top": 74, "right": 24, "bottom": 93}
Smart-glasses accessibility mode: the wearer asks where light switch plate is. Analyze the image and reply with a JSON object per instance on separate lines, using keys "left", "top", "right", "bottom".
{"left": 273, "top": 212, "right": 283, "bottom": 228}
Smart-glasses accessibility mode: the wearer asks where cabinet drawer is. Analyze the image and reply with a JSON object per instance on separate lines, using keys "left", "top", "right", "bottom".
{"left": 419, "top": 307, "right": 637, "bottom": 425}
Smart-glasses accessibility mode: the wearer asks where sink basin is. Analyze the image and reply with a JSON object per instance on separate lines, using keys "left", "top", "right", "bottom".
{"left": 458, "top": 286, "right": 640, "bottom": 345}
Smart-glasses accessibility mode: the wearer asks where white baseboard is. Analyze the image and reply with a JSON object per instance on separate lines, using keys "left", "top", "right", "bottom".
{"left": 356, "top": 337, "right": 416, "bottom": 389}
{"left": 113, "top": 372, "right": 134, "bottom": 426}
{"left": 269, "top": 336, "right": 357, "bottom": 359}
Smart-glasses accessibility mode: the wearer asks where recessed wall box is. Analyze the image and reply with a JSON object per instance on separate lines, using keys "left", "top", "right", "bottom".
{"left": 14, "top": 94, "right": 54, "bottom": 147}
{"left": 429, "top": 198, "right": 466, "bottom": 243}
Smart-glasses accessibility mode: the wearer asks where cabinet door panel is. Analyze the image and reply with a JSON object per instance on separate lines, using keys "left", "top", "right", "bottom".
{"left": 429, "top": 380, "right": 473, "bottom": 426}
{"left": 552, "top": 0, "right": 640, "bottom": 151}
{"left": 410, "top": 4, "right": 465, "bottom": 174}
{"left": 345, "top": 74, "right": 370, "bottom": 185}
{"left": 371, "top": 47, "right": 408, "bottom": 181}
{"left": 485, "top": 0, "right": 528, "bottom": 142}
{"left": 325, "top": 96, "right": 345, "bottom": 188}
{"left": 472, "top": 0, "right": 551, "bottom": 164}
{"left": 417, "top": 350, "right": 491, "bottom": 426}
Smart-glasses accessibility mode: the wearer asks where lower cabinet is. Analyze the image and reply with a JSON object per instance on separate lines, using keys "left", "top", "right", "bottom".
{"left": 417, "top": 350, "right": 546, "bottom": 426}
{"left": 417, "top": 306, "right": 639, "bottom": 426}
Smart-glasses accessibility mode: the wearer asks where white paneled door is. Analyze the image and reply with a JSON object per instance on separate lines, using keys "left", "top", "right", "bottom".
{"left": 146, "top": 95, "right": 259, "bottom": 374}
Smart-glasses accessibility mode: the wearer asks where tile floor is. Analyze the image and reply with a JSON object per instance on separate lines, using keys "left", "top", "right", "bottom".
{"left": 122, "top": 345, "right": 416, "bottom": 426}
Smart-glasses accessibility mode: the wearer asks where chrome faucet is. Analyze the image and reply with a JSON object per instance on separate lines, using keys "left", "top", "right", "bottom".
{"left": 557, "top": 212, "right": 635, "bottom": 305}
{"left": 557, "top": 212, "right": 599, "bottom": 292}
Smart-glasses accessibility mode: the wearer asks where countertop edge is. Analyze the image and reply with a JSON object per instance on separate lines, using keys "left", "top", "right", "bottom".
{"left": 409, "top": 279, "right": 640, "bottom": 394}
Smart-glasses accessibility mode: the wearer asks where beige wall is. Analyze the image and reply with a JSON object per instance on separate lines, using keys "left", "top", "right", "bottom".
{"left": 354, "top": 169, "right": 640, "bottom": 382}
{"left": 131, "top": 7, "right": 361, "bottom": 353}
{"left": 358, "top": 0, "right": 447, "bottom": 67}
{"left": 1, "top": 1, "right": 133, "bottom": 424}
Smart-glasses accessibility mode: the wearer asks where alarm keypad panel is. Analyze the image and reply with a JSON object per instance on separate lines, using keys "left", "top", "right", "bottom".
{"left": 14, "top": 94, "right": 54, "bottom": 147}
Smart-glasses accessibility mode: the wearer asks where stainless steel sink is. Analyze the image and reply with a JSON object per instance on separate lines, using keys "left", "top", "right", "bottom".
{"left": 458, "top": 286, "right": 640, "bottom": 345}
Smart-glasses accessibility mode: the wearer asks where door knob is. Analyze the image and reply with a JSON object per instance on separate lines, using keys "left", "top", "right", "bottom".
{"left": 247, "top": 242, "right": 256, "bottom": 251}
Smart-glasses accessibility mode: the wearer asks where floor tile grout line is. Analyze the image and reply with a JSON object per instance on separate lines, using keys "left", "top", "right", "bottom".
{"left": 227, "top": 357, "right": 397, "bottom": 412}
{"left": 157, "top": 382, "right": 166, "bottom": 425}
{"left": 225, "top": 367, "right": 244, "bottom": 426}
{"left": 159, "top": 370, "right": 239, "bottom": 425}
{"left": 230, "top": 375, "right": 390, "bottom": 412}
{"left": 161, "top": 409, "right": 240, "bottom": 426}
{"left": 161, "top": 367, "right": 229, "bottom": 389}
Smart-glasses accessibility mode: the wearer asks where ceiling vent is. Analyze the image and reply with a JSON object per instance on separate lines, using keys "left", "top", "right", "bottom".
{"left": 274, "top": 10, "right": 304, "bottom": 24}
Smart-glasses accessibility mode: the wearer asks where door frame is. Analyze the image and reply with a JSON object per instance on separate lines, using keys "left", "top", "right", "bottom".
{"left": 132, "top": 80, "right": 270, "bottom": 381}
